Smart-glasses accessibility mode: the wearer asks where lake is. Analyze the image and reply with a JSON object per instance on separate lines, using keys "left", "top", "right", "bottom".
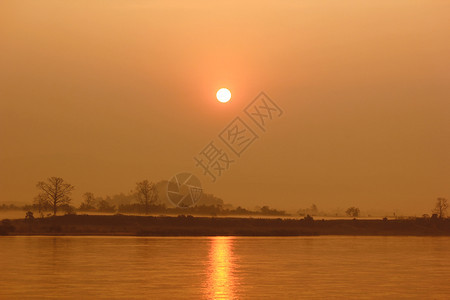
{"left": 1, "top": 236, "right": 449, "bottom": 299}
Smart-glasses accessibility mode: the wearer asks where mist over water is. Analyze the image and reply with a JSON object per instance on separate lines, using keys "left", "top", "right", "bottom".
{"left": 1, "top": 236, "right": 450, "bottom": 299}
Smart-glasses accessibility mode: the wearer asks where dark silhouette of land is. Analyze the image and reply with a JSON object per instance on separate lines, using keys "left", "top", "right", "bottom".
{"left": 2, "top": 214, "right": 450, "bottom": 236}
{"left": 2, "top": 180, "right": 448, "bottom": 236}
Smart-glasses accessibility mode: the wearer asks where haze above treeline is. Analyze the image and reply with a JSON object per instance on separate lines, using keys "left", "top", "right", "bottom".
{"left": 1, "top": 176, "right": 447, "bottom": 219}
{"left": 1, "top": 1, "right": 449, "bottom": 215}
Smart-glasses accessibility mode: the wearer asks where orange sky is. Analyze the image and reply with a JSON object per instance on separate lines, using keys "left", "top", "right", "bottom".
{"left": 1, "top": 0, "right": 449, "bottom": 215}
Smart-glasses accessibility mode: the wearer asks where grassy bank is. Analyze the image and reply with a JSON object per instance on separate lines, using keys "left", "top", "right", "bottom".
{"left": 1, "top": 214, "right": 450, "bottom": 236}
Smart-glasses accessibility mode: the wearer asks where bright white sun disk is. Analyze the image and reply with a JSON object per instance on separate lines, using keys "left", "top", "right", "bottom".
{"left": 216, "top": 88, "right": 231, "bottom": 103}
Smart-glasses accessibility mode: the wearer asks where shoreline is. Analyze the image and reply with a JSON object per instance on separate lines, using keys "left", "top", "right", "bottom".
{"left": 2, "top": 214, "right": 450, "bottom": 237}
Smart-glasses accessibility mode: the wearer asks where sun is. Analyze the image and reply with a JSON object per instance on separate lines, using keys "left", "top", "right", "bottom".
{"left": 216, "top": 88, "right": 231, "bottom": 103}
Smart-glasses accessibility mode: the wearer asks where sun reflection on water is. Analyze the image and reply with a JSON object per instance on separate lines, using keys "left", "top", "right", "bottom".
{"left": 204, "top": 237, "right": 237, "bottom": 299}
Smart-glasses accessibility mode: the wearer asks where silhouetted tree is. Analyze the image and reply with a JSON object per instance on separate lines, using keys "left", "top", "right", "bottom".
{"left": 79, "top": 192, "right": 96, "bottom": 211}
{"left": 346, "top": 207, "right": 360, "bottom": 217}
{"left": 261, "top": 206, "right": 271, "bottom": 214}
{"left": 34, "top": 193, "right": 51, "bottom": 218}
{"left": 198, "top": 193, "right": 224, "bottom": 206}
{"left": 433, "top": 197, "right": 448, "bottom": 219}
{"left": 36, "top": 177, "right": 74, "bottom": 216}
{"left": 304, "top": 214, "right": 314, "bottom": 223}
{"left": 96, "top": 200, "right": 116, "bottom": 213}
{"left": 25, "top": 211, "right": 34, "bottom": 221}
{"left": 135, "top": 180, "right": 158, "bottom": 214}
{"left": 60, "top": 204, "right": 76, "bottom": 215}
{"left": 297, "top": 204, "right": 319, "bottom": 216}
{"left": 260, "top": 206, "right": 287, "bottom": 216}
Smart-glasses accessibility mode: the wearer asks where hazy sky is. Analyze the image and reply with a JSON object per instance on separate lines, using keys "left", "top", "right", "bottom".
{"left": 1, "top": 0, "right": 449, "bottom": 215}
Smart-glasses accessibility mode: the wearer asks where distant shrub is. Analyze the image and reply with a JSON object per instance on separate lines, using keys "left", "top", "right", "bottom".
{"left": 25, "top": 211, "right": 35, "bottom": 221}
{"left": 346, "top": 207, "right": 360, "bottom": 218}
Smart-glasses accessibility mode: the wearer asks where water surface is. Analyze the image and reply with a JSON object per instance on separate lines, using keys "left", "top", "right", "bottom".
{"left": 1, "top": 236, "right": 449, "bottom": 299}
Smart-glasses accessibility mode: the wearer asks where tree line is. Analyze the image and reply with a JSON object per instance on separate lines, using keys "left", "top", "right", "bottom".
{"left": 297, "top": 199, "right": 448, "bottom": 219}
{"left": 25, "top": 176, "right": 288, "bottom": 217}
{"left": 297, "top": 203, "right": 361, "bottom": 218}
{"left": 2, "top": 176, "right": 447, "bottom": 219}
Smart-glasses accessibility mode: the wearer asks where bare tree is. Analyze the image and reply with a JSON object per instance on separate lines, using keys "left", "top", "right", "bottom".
{"left": 34, "top": 193, "right": 50, "bottom": 218}
{"left": 433, "top": 197, "right": 448, "bottom": 219}
{"left": 346, "top": 207, "right": 360, "bottom": 218}
{"left": 36, "top": 177, "right": 75, "bottom": 216}
{"left": 135, "top": 180, "right": 158, "bottom": 215}
{"left": 297, "top": 204, "right": 319, "bottom": 217}
{"left": 96, "top": 199, "right": 116, "bottom": 213}
{"left": 79, "top": 192, "right": 96, "bottom": 211}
